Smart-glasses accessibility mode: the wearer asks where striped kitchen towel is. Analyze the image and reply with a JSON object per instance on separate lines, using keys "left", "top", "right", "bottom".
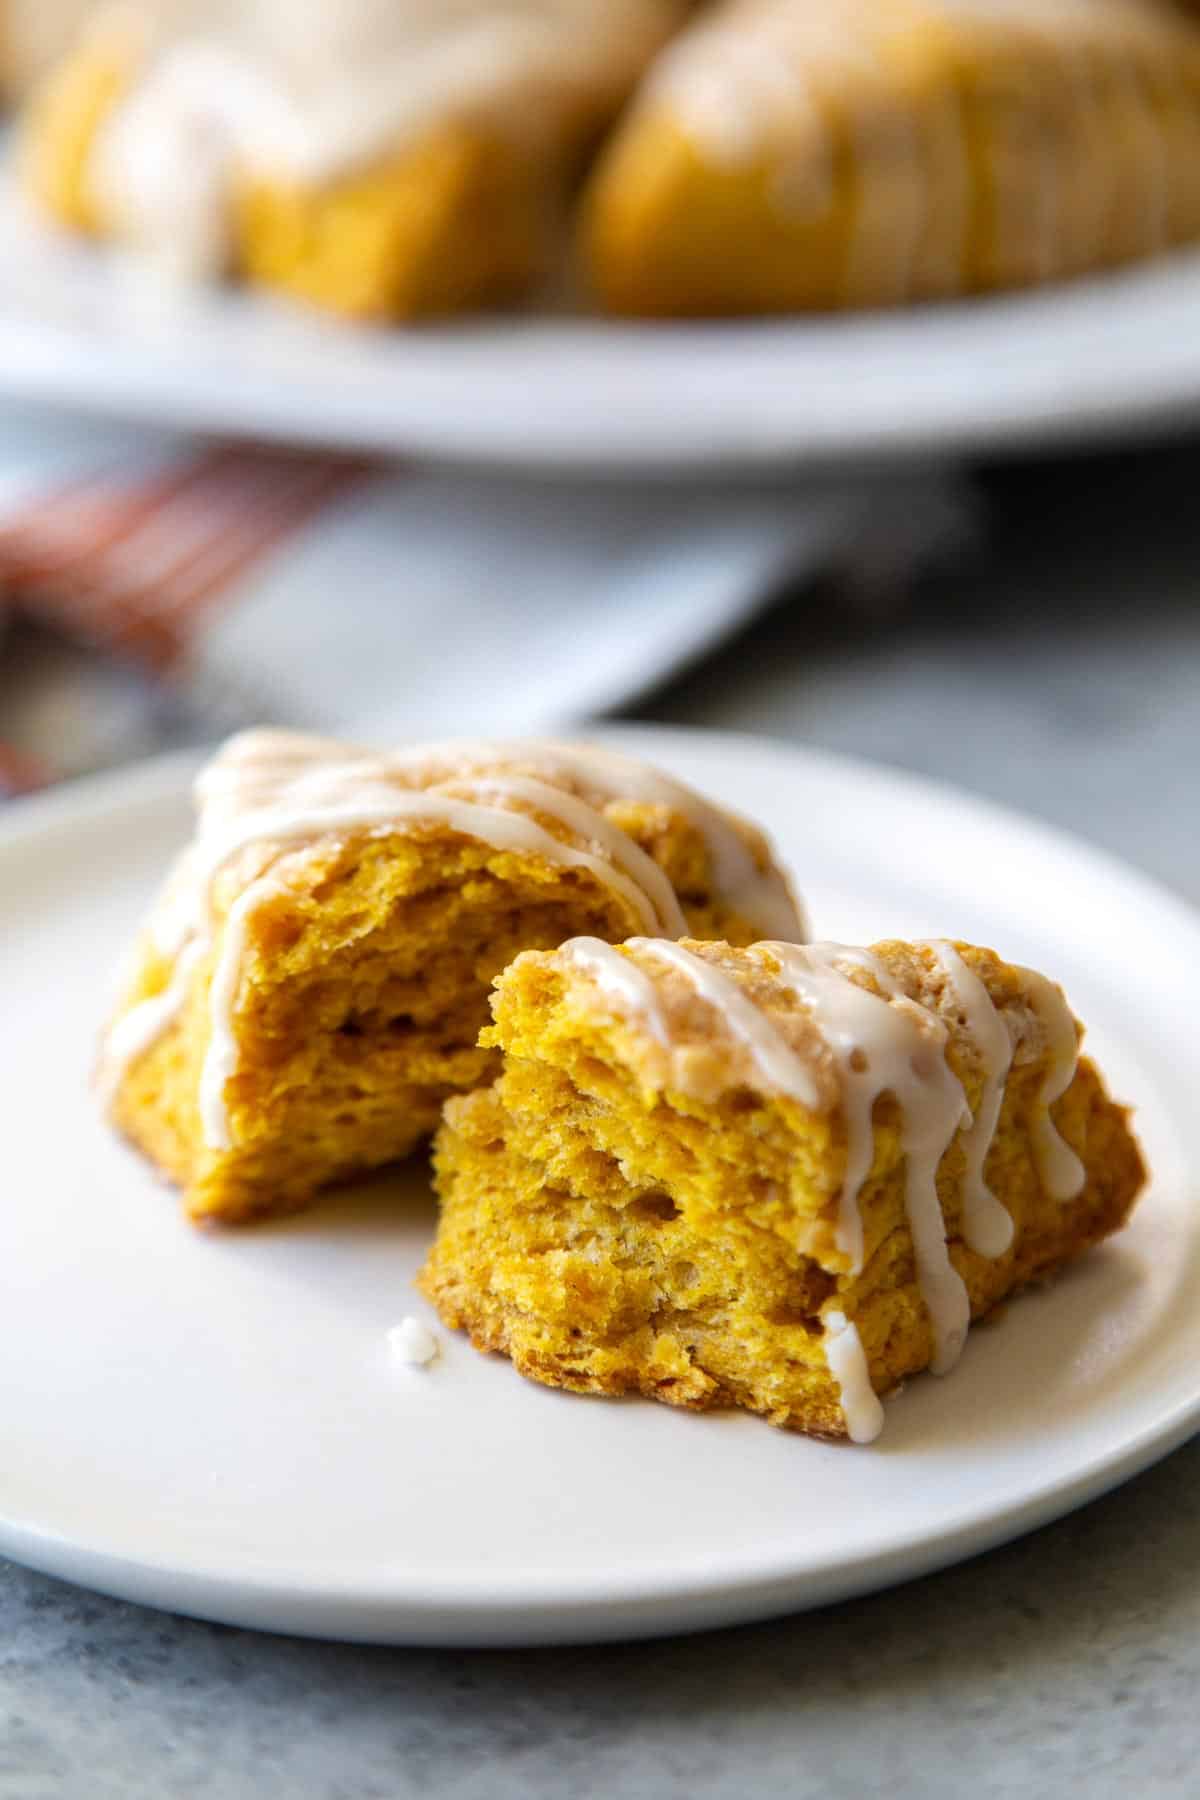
{"left": 0, "top": 405, "right": 972, "bottom": 795}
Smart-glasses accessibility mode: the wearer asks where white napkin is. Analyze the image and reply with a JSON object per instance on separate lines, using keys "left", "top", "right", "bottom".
{"left": 186, "top": 465, "right": 969, "bottom": 737}
{"left": 0, "top": 403, "right": 971, "bottom": 783}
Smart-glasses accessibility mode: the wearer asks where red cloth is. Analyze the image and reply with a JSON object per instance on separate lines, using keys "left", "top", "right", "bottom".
{"left": 0, "top": 443, "right": 367, "bottom": 787}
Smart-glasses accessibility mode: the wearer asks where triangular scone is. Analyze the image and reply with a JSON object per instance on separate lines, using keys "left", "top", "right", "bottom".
{"left": 97, "top": 733, "right": 802, "bottom": 1224}
{"left": 23, "top": 0, "right": 692, "bottom": 314}
{"left": 421, "top": 937, "right": 1145, "bottom": 1440}
{"left": 584, "top": 0, "right": 1200, "bottom": 314}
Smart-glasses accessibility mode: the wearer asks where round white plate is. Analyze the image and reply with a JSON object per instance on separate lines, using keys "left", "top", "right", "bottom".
{"left": 5, "top": 187, "right": 1200, "bottom": 469}
{"left": 2, "top": 724, "right": 1198, "bottom": 1646}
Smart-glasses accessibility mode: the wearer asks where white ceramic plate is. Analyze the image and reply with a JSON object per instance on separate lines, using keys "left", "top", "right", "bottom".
{"left": 5, "top": 186, "right": 1200, "bottom": 470}
{"left": 2, "top": 724, "right": 1198, "bottom": 1646}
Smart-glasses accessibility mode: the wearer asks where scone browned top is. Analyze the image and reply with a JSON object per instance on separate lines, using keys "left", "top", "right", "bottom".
{"left": 494, "top": 935, "right": 1102, "bottom": 1226}
{"left": 147, "top": 727, "right": 803, "bottom": 956}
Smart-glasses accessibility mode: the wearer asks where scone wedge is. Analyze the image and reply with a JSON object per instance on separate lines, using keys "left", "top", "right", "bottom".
{"left": 23, "top": 0, "right": 692, "bottom": 316}
{"left": 422, "top": 936, "right": 1145, "bottom": 1439}
{"left": 98, "top": 733, "right": 801, "bottom": 1224}
{"left": 585, "top": 0, "right": 1200, "bottom": 315}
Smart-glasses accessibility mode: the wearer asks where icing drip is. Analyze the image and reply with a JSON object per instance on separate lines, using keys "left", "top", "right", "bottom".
{"left": 922, "top": 939, "right": 1015, "bottom": 1258}
{"left": 823, "top": 1310, "right": 884, "bottom": 1444}
{"left": 629, "top": 939, "right": 822, "bottom": 1109}
{"left": 102, "top": 731, "right": 799, "bottom": 1147}
{"left": 1016, "top": 966, "right": 1086, "bottom": 1201}
{"left": 560, "top": 938, "right": 671, "bottom": 1045}
{"left": 768, "top": 943, "right": 972, "bottom": 1376}
{"left": 611, "top": 938, "right": 972, "bottom": 1376}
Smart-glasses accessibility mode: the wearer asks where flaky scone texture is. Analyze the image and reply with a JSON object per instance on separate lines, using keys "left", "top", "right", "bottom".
{"left": 100, "top": 733, "right": 801, "bottom": 1224}
{"left": 421, "top": 938, "right": 1145, "bottom": 1437}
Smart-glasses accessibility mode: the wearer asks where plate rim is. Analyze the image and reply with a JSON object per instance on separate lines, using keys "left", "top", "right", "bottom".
{"left": 5, "top": 185, "right": 1200, "bottom": 470}
{"left": 1, "top": 1397, "right": 1197, "bottom": 1648}
{"left": 4, "top": 722, "right": 1200, "bottom": 1645}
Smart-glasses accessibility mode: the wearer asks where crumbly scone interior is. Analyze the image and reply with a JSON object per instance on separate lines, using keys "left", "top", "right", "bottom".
{"left": 113, "top": 832, "right": 714, "bottom": 1222}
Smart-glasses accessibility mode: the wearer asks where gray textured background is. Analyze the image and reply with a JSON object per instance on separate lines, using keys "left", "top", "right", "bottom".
{"left": 4, "top": 444, "right": 1198, "bottom": 1798}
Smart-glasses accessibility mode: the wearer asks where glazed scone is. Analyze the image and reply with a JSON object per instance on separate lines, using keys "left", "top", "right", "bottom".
{"left": 584, "top": 0, "right": 1200, "bottom": 314}
{"left": 22, "top": 0, "right": 692, "bottom": 314}
{"left": 97, "top": 732, "right": 803, "bottom": 1225}
{"left": 421, "top": 937, "right": 1145, "bottom": 1439}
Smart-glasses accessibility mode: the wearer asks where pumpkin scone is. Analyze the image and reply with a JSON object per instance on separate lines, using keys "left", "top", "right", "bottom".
{"left": 421, "top": 936, "right": 1145, "bottom": 1440}
{"left": 97, "top": 732, "right": 803, "bottom": 1225}
{"left": 22, "top": 0, "right": 692, "bottom": 313}
{"left": 584, "top": 0, "right": 1200, "bottom": 315}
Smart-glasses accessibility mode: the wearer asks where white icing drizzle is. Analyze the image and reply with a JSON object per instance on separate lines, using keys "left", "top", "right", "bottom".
{"left": 178, "top": 787, "right": 672, "bottom": 942}
{"left": 629, "top": 939, "right": 822, "bottom": 1110}
{"left": 1015, "top": 966, "right": 1086, "bottom": 1201}
{"left": 823, "top": 1309, "right": 884, "bottom": 1444}
{"left": 560, "top": 938, "right": 671, "bottom": 1045}
{"left": 514, "top": 740, "right": 804, "bottom": 943}
{"left": 921, "top": 940, "right": 1015, "bottom": 1258}
{"left": 767, "top": 942, "right": 971, "bottom": 1376}
{"left": 101, "top": 730, "right": 799, "bottom": 1147}
{"left": 467, "top": 775, "right": 688, "bottom": 939}
{"left": 94, "top": 936, "right": 206, "bottom": 1109}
